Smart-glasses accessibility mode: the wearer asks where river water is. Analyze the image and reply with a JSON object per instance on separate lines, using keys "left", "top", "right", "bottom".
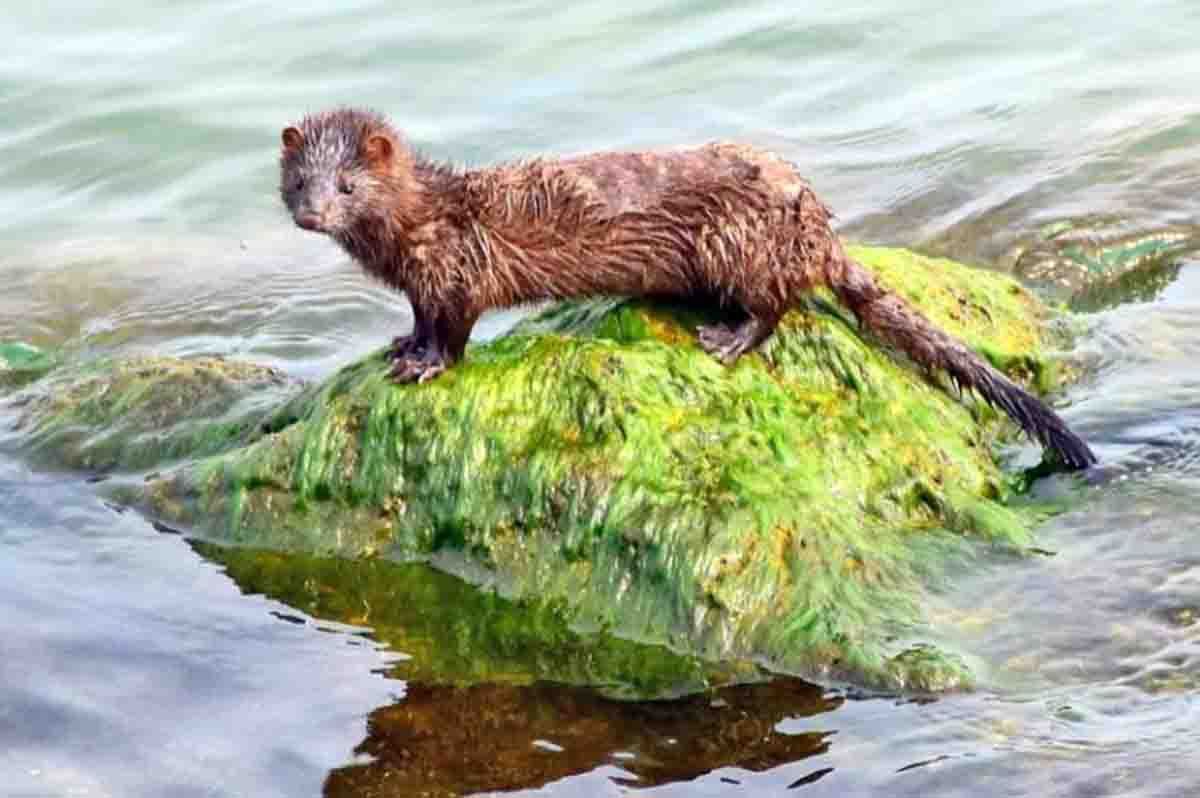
{"left": 2, "top": 2, "right": 1200, "bottom": 796}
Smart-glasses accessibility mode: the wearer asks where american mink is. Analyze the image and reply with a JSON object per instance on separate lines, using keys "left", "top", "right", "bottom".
{"left": 279, "top": 107, "right": 1096, "bottom": 469}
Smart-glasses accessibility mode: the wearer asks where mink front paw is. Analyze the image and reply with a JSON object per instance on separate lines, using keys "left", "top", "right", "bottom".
{"left": 388, "top": 352, "right": 448, "bottom": 384}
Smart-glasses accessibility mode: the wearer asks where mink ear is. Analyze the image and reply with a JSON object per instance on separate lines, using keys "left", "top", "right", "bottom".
{"left": 363, "top": 134, "right": 395, "bottom": 170}
{"left": 281, "top": 126, "right": 304, "bottom": 152}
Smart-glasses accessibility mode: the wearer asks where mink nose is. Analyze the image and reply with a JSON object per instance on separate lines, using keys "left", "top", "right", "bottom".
{"left": 295, "top": 212, "right": 324, "bottom": 231}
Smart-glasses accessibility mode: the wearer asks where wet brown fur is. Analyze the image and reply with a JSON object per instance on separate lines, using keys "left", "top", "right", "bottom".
{"left": 279, "top": 107, "right": 1096, "bottom": 469}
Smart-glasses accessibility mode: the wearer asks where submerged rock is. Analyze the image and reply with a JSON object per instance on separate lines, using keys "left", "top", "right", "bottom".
{"left": 0, "top": 341, "right": 59, "bottom": 391}
{"left": 2, "top": 355, "right": 297, "bottom": 472}
{"left": 1003, "top": 216, "right": 1200, "bottom": 310}
{"left": 1, "top": 246, "right": 1080, "bottom": 691}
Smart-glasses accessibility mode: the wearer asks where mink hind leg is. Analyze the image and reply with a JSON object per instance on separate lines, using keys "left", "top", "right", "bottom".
{"left": 697, "top": 311, "right": 782, "bottom": 364}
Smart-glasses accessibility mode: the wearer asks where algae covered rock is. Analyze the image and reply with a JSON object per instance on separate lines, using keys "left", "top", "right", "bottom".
{"left": 2, "top": 355, "right": 297, "bottom": 472}
{"left": 2, "top": 246, "right": 1075, "bottom": 691}
{"left": 1004, "top": 215, "right": 1200, "bottom": 310}
{"left": 0, "top": 341, "right": 59, "bottom": 391}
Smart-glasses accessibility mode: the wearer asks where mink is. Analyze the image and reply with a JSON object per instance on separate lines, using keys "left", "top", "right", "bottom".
{"left": 279, "top": 107, "right": 1096, "bottom": 469}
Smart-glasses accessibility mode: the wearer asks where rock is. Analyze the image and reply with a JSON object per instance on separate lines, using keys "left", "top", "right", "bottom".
{"left": 1, "top": 355, "right": 298, "bottom": 472}
{"left": 0, "top": 341, "right": 59, "bottom": 391}
{"left": 1, "top": 246, "right": 1079, "bottom": 690}
{"left": 1003, "top": 215, "right": 1200, "bottom": 310}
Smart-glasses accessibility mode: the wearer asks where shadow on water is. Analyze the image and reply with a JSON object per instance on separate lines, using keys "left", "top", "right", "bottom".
{"left": 190, "top": 541, "right": 842, "bottom": 795}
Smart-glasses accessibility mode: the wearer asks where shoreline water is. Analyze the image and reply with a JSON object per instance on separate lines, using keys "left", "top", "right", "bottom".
{"left": 4, "top": 2, "right": 1200, "bottom": 796}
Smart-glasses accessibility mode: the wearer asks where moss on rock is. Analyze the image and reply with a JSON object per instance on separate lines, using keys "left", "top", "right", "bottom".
{"left": 0, "top": 341, "right": 59, "bottom": 391}
{"left": 2, "top": 246, "right": 1076, "bottom": 691}
{"left": 1006, "top": 215, "right": 1200, "bottom": 310}
{"left": 116, "top": 246, "right": 1068, "bottom": 690}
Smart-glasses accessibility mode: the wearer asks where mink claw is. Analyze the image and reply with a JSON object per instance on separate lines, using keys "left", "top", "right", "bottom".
{"left": 387, "top": 360, "right": 420, "bottom": 384}
{"left": 416, "top": 364, "right": 446, "bottom": 383}
{"left": 388, "top": 353, "right": 448, "bottom": 384}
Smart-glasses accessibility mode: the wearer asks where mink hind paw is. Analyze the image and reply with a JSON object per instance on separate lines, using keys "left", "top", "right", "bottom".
{"left": 388, "top": 349, "right": 449, "bottom": 384}
{"left": 698, "top": 322, "right": 752, "bottom": 364}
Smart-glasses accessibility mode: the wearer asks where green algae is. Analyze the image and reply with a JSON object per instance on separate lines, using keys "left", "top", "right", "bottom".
{"left": 1006, "top": 216, "right": 1200, "bottom": 310}
{"left": 1, "top": 246, "right": 1077, "bottom": 690}
{"left": 107, "top": 245, "right": 1063, "bottom": 690}
{"left": 0, "top": 341, "right": 58, "bottom": 391}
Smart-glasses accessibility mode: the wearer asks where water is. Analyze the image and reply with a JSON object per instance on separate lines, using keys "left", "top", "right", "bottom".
{"left": 2, "top": 1, "right": 1199, "bottom": 795}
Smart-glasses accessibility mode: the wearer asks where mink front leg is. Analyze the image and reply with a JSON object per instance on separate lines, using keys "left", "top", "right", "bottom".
{"left": 386, "top": 304, "right": 432, "bottom": 360}
{"left": 388, "top": 309, "right": 479, "bottom": 384}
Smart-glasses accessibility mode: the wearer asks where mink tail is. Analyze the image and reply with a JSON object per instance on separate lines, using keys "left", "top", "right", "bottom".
{"left": 829, "top": 257, "right": 1096, "bottom": 470}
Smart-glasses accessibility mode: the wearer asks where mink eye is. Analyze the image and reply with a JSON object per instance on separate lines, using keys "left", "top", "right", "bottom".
{"left": 338, "top": 179, "right": 354, "bottom": 196}
{"left": 293, "top": 176, "right": 305, "bottom": 191}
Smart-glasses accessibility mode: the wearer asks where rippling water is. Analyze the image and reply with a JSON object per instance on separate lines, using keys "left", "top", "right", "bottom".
{"left": 3, "top": 2, "right": 1200, "bottom": 796}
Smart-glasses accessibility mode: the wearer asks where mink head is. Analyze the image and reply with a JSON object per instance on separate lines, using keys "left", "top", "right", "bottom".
{"left": 279, "top": 108, "right": 412, "bottom": 240}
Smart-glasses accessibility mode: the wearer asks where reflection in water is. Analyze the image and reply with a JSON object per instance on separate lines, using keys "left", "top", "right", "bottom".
{"left": 325, "top": 679, "right": 836, "bottom": 796}
{"left": 190, "top": 542, "right": 764, "bottom": 700}
{"left": 193, "top": 541, "right": 838, "bottom": 795}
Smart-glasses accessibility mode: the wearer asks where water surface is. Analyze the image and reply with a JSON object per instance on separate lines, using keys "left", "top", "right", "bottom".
{"left": 3, "top": 2, "right": 1200, "bottom": 796}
